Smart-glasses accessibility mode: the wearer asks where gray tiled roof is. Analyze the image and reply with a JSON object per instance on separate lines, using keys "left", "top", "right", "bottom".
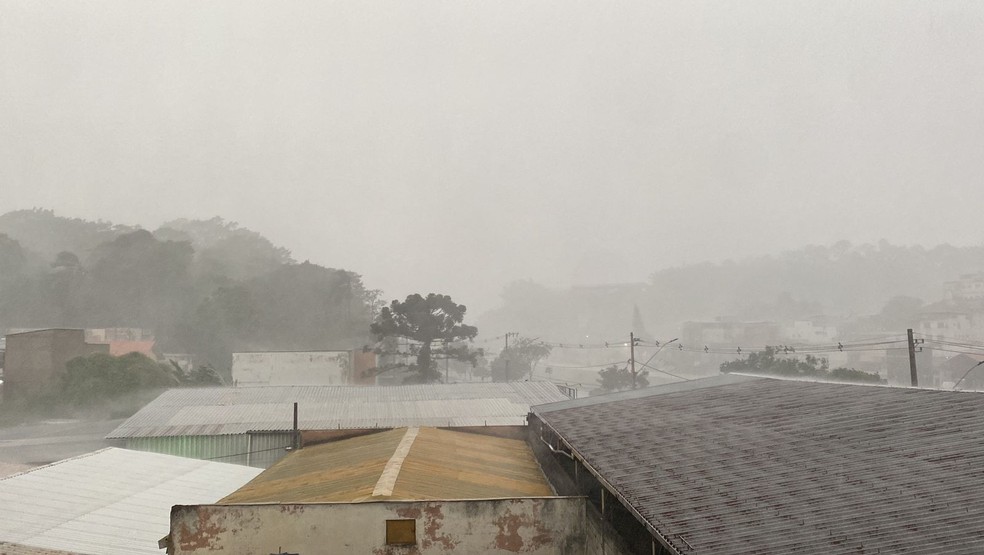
{"left": 533, "top": 377, "right": 984, "bottom": 555}
{"left": 108, "top": 382, "right": 569, "bottom": 438}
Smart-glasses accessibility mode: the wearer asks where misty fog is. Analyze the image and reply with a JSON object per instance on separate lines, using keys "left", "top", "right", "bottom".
{"left": 2, "top": 1, "right": 983, "bottom": 314}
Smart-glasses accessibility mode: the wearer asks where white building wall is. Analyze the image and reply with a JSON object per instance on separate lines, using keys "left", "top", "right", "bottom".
{"left": 232, "top": 351, "right": 352, "bottom": 387}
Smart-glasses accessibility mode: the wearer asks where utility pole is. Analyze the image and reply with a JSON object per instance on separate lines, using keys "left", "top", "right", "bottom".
{"left": 630, "top": 332, "right": 638, "bottom": 389}
{"left": 907, "top": 328, "right": 919, "bottom": 387}
{"left": 292, "top": 402, "right": 299, "bottom": 450}
{"left": 504, "top": 332, "right": 516, "bottom": 380}
{"left": 444, "top": 340, "right": 449, "bottom": 384}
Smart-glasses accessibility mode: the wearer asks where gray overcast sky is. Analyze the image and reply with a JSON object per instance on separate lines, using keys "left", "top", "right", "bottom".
{"left": 2, "top": 1, "right": 983, "bottom": 313}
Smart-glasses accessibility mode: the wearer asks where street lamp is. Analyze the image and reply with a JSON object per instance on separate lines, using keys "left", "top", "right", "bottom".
{"left": 953, "top": 359, "right": 984, "bottom": 390}
{"left": 633, "top": 338, "right": 679, "bottom": 387}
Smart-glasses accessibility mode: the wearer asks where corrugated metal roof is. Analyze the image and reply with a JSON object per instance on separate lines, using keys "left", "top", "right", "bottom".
{"left": 533, "top": 373, "right": 758, "bottom": 413}
{"left": 0, "top": 448, "right": 261, "bottom": 555}
{"left": 108, "top": 382, "right": 569, "bottom": 439}
{"left": 0, "top": 542, "right": 79, "bottom": 555}
{"left": 534, "top": 377, "right": 984, "bottom": 555}
{"left": 221, "top": 427, "right": 554, "bottom": 503}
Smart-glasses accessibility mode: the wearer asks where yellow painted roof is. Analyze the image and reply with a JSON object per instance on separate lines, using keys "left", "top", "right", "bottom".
{"left": 221, "top": 427, "right": 553, "bottom": 503}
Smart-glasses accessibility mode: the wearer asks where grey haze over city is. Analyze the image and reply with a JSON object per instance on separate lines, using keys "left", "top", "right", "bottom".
{"left": 2, "top": 1, "right": 983, "bottom": 314}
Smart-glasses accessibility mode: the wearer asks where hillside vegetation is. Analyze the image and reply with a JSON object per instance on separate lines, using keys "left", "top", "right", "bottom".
{"left": 0, "top": 209, "right": 377, "bottom": 377}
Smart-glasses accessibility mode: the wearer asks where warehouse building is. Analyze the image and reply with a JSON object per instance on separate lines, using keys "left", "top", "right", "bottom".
{"left": 108, "top": 381, "right": 571, "bottom": 468}
{"left": 164, "top": 426, "right": 625, "bottom": 554}
{"left": 530, "top": 374, "right": 984, "bottom": 555}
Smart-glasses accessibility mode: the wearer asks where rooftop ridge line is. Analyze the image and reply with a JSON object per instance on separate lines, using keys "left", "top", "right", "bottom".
{"left": 371, "top": 427, "right": 419, "bottom": 497}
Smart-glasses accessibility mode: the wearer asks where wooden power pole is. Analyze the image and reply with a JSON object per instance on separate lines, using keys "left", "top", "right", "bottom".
{"left": 630, "top": 332, "right": 637, "bottom": 389}
{"left": 907, "top": 328, "right": 919, "bottom": 387}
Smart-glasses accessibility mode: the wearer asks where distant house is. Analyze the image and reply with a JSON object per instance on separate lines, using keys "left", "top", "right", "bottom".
{"left": 164, "top": 427, "right": 618, "bottom": 554}
{"left": 681, "top": 320, "right": 781, "bottom": 349}
{"left": 916, "top": 309, "right": 980, "bottom": 343}
{"left": 231, "top": 349, "right": 376, "bottom": 386}
{"left": 530, "top": 375, "right": 984, "bottom": 554}
{"left": 107, "top": 381, "right": 572, "bottom": 468}
{"left": 678, "top": 321, "right": 782, "bottom": 374}
{"left": 943, "top": 272, "right": 984, "bottom": 301}
{"left": 84, "top": 327, "right": 153, "bottom": 343}
{"left": 106, "top": 340, "right": 157, "bottom": 358}
{"left": 781, "top": 318, "right": 838, "bottom": 344}
{"left": 83, "top": 328, "right": 158, "bottom": 359}
{"left": 2, "top": 329, "right": 108, "bottom": 400}
{"left": 0, "top": 448, "right": 260, "bottom": 555}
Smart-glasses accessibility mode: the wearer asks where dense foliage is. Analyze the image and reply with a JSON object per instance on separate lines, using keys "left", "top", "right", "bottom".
{"left": 0, "top": 210, "right": 377, "bottom": 378}
{"left": 61, "top": 352, "right": 181, "bottom": 406}
{"left": 596, "top": 364, "right": 650, "bottom": 393}
{"left": 720, "top": 346, "right": 884, "bottom": 383}
{"left": 490, "top": 336, "right": 552, "bottom": 382}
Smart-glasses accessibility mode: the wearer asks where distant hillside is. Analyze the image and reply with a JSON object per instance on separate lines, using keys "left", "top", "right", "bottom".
{"left": 479, "top": 241, "right": 984, "bottom": 341}
{"left": 0, "top": 208, "right": 137, "bottom": 262}
{"left": 649, "top": 241, "right": 984, "bottom": 324}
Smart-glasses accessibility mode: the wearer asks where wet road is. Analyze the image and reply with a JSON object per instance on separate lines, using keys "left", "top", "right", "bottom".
{"left": 0, "top": 418, "right": 123, "bottom": 470}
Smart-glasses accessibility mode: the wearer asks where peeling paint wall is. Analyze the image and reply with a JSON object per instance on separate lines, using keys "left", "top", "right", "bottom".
{"left": 169, "top": 498, "right": 588, "bottom": 554}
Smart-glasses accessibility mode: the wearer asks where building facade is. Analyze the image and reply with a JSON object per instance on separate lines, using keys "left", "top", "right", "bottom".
{"left": 231, "top": 350, "right": 377, "bottom": 386}
{"left": 3, "top": 329, "right": 108, "bottom": 400}
{"left": 164, "top": 427, "right": 626, "bottom": 554}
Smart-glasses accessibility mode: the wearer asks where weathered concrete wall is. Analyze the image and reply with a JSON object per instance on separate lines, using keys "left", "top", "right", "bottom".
{"left": 3, "top": 329, "right": 108, "bottom": 400}
{"left": 581, "top": 502, "right": 634, "bottom": 555}
{"left": 170, "top": 498, "right": 588, "bottom": 554}
{"left": 232, "top": 351, "right": 353, "bottom": 386}
{"left": 527, "top": 421, "right": 635, "bottom": 555}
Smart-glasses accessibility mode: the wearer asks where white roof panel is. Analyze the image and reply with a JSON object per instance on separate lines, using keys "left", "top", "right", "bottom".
{"left": 0, "top": 448, "right": 261, "bottom": 555}
{"left": 108, "top": 381, "right": 570, "bottom": 438}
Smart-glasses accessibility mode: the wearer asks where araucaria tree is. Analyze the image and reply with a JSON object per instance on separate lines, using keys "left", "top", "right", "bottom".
{"left": 370, "top": 293, "right": 479, "bottom": 383}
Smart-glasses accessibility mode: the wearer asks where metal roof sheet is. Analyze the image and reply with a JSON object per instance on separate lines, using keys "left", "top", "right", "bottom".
{"left": 0, "top": 542, "right": 79, "bottom": 555}
{"left": 532, "top": 373, "right": 758, "bottom": 413}
{"left": 533, "top": 377, "right": 984, "bottom": 555}
{"left": 221, "top": 427, "right": 554, "bottom": 503}
{"left": 0, "top": 448, "right": 261, "bottom": 555}
{"left": 108, "top": 382, "right": 569, "bottom": 439}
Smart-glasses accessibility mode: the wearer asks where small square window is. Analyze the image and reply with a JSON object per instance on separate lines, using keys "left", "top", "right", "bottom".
{"left": 386, "top": 519, "right": 416, "bottom": 545}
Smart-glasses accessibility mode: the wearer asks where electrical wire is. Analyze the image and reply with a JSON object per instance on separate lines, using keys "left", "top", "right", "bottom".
{"left": 538, "top": 360, "right": 629, "bottom": 370}
{"left": 634, "top": 360, "right": 690, "bottom": 382}
{"left": 204, "top": 445, "right": 293, "bottom": 461}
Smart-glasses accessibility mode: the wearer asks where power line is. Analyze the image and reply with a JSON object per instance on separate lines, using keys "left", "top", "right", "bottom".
{"left": 204, "top": 445, "right": 292, "bottom": 461}
{"left": 635, "top": 360, "right": 690, "bottom": 382}
{"left": 539, "top": 359, "right": 629, "bottom": 370}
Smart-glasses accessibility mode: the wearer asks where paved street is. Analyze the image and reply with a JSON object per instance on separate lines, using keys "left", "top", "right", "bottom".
{"left": 0, "top": 418, "right": 123, "bottom": 471}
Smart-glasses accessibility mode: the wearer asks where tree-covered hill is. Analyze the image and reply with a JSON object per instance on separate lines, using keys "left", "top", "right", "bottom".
{"left": 0, "top": 210, "right": 377, "bottom": 377}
